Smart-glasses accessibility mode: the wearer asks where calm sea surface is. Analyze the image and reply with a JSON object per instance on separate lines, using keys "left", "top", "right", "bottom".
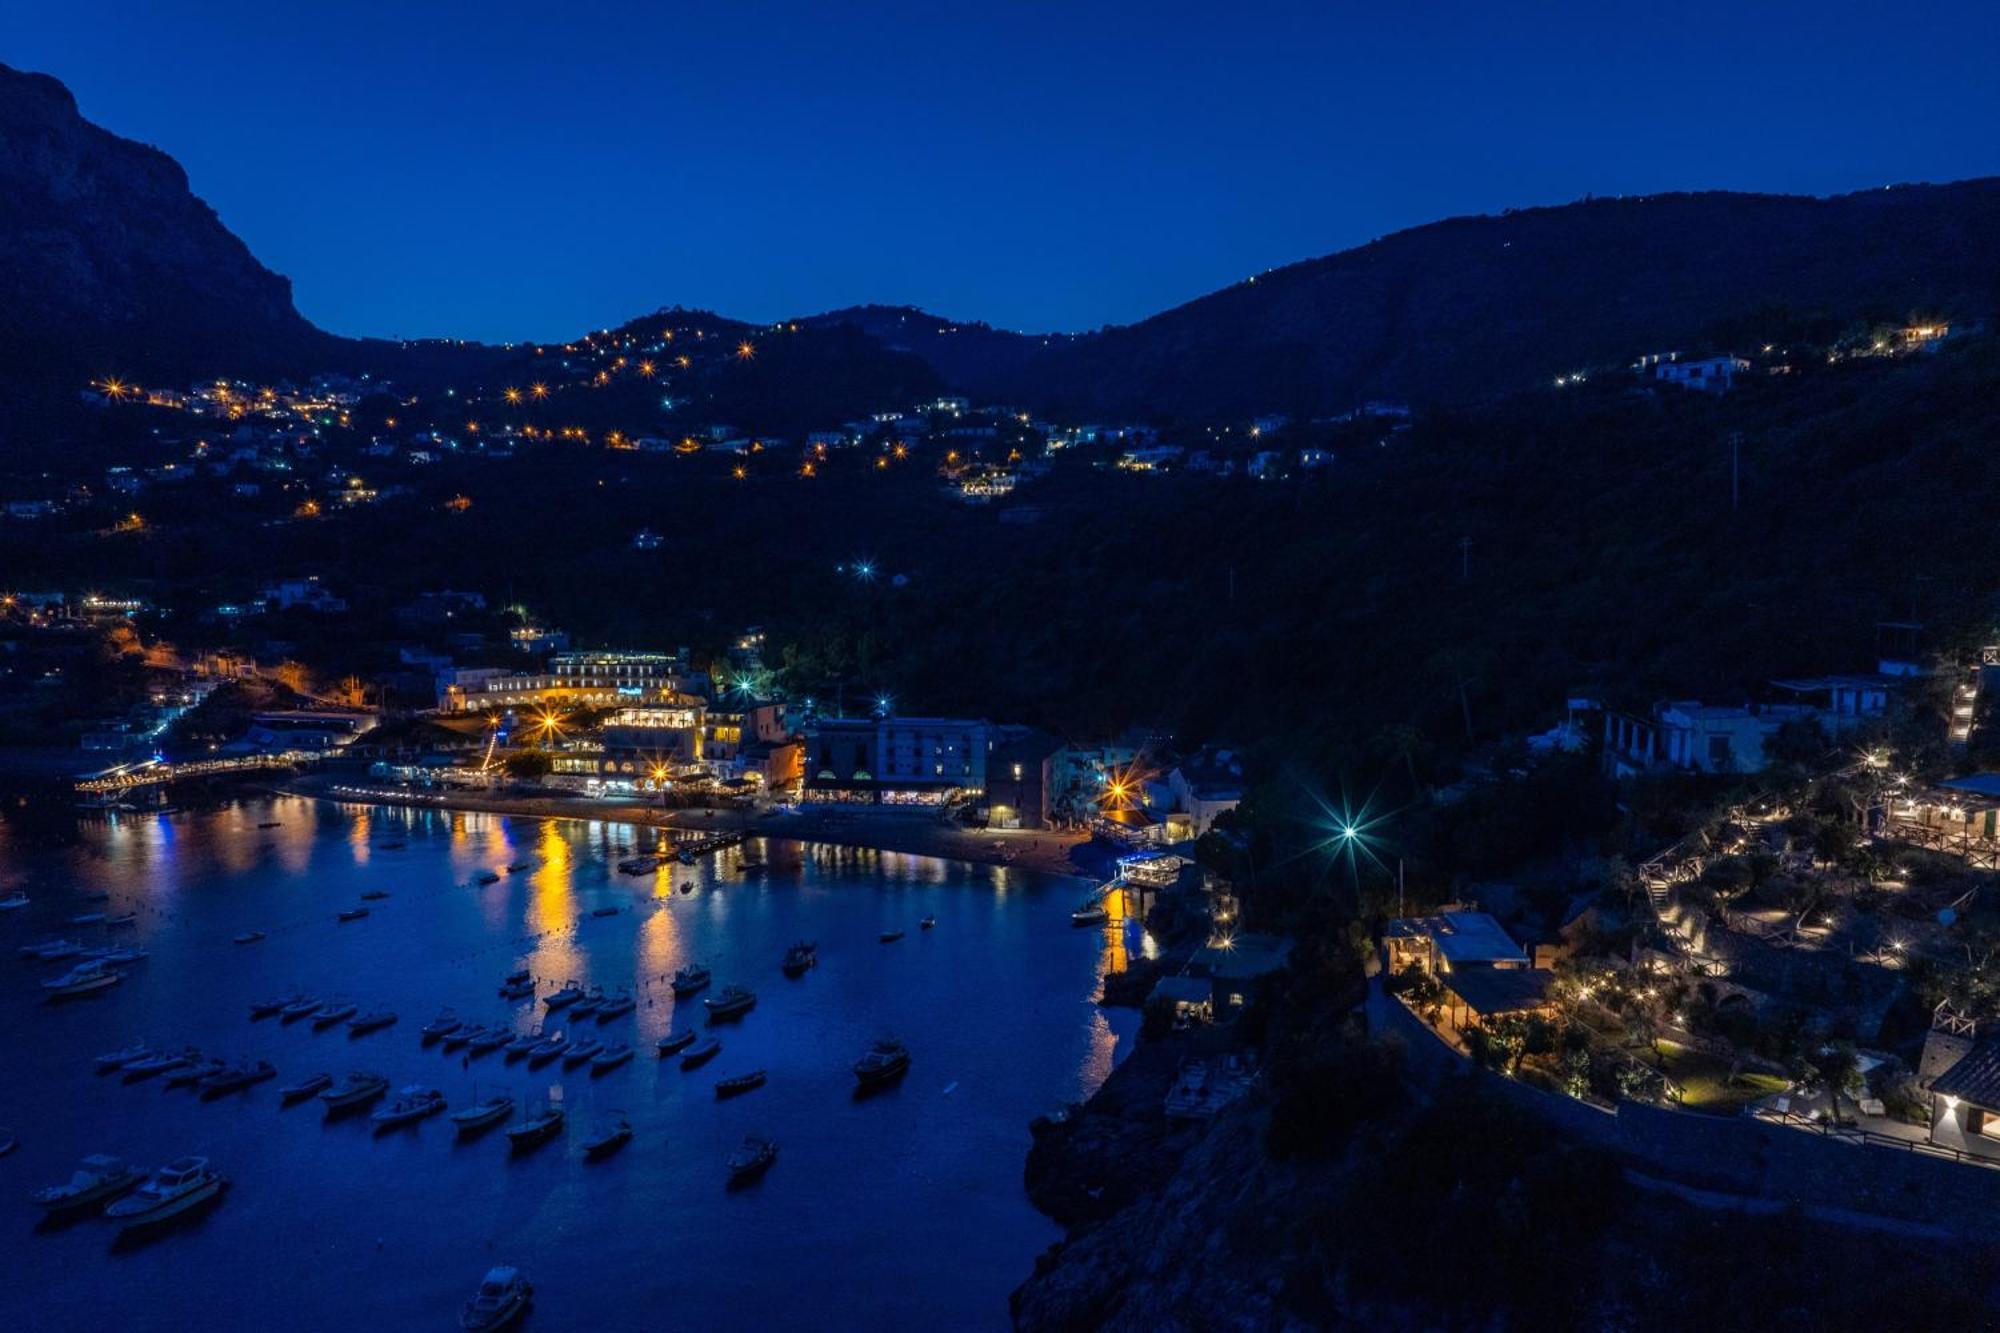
{"left": 0, "top": 797, "right": 1138, "bottom": 1331}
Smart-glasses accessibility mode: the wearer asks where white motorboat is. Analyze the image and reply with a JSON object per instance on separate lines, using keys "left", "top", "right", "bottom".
{"left": 43, "top": 960, "right": 121, "bottom": 1000}
{"left": 33, "top": 1154, "right": 146, "bottom": 1213}
{"left": 459, "top": 1266, "right": 532, "bottom": 1330}
{"left": 370, "top": 1086, "right": 446, "bottom": 1131}
{"left": 319, "top": 1071, "right": 390, "bottom": 1114}
{"left": 703, "top": 985, "right": 755, "bottom": 1020}
{"left": 311, "top": 1001, "right": 359, "bottom": 1028}
{"left": 853, "top": 1038, "right": 913, "bottom": 1087}
{"left": 1070, "top": 904, "right": 1110, "bottom": 926}
{"left": 104, "top": 1157, "right": 225, "bottom": 1230}
{"left": 450, "top": 1094, "right": 514, "bottom": 1135}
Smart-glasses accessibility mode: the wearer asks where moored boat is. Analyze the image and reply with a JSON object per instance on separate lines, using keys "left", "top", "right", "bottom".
{"left": 450, "top": 1094, "right": 514, "bottom": 1136}
{"left": 725, "top": 1135, "right": 778, "bottom": 1184}
{"left": 199, "top": 1060, "right": 276, "bottom": 1097}
{"left": 475, "top": 871, "right": 502, "bottom": 886}
{"left": 104, "top": 1157, "right": 225, "bottom": 1231}
{"left": 1070, "top": 903, "right": 1109, "bottom": 926}
{"left": 0, "top": 890, "right": 28, "bottom": 911}
{"left": 105, "top": 912, "right": 139, "bottom": 928}
{"left": 714, "top": 1069, "right": 767, "bottom": 1098}
{"left": 680, "top": 1037, "right": 721, "bottom": 1069}
{"left": 122, "top": 1048, "right": 198, "bottom": 1082}
{"left": 33, "top": 1154, "right": 145, "bottom": 1213}
{"left": 543, "top": 982, "right": 585, "bottom": 1010}
{"left": 348, "top": 1009, "right": 398, "bottom": 1036}
{"left": 468, "top": 1028, "right": 511, "bottom": 1054}
{"left": 656, "top": 1029, "right": 696, "bottom": 1056}
{"left": 781, "top": 941, "right": 818, "bottom": 977}
{"left": 279, "top": 1072, "right": 333, "bottom": 1103}
{"left": 21, "top": 938, "right": 81, "bottom": 961}
{"left": 583, "top": 1115, "right": 632, "bottom": 1160}
{"left": 502, "top": 1030, "right": 542, "bottom": 1059}
{"left": 440, "top": 1023, "right": 479, "bottom": 1050}
{"left": 370, "top": 1086, "right": 446, "bottom": 1131}
{"left": 311, "top": 1001, "right": 359, "bottom": 1028}
{"left": 233, "top": 931, "right": 267, "bottom": 945}
{"left": 670, "top": 964, "right": 711, "bottom": 996}
{"left": 920, "top": 915, "right": 937, "bottom": 930}
{"left": 96, "top": 1041, "right": 153, "bottom": 1073}
{"left": 359, "top": 889, "right": 390, "bottom": 901}
{"left": 68, "top": 911, "right": 105, "bottom": 926}
{"left": 568, "top": 987, "right": 607, "bottom": 1018}
{"left": 593, "top": 990, "right": 635, "bottom": 1021}
{"left": 248, "top": 997, "right": 287, "bottom": 1020}
{"left": 165, "top": 1058, "right": 227, "bottom": 1090}
{"left": 526, "top": 1031, "right": 569, "bottom": 1065}
{"left": 590, "top": 1042, "right": 633, "bottom": 1073}
{"left": 320, "top": 1071, "right": 390, "bottom": 1114}
{"left": 42, "top": 959, "right": 121, "bottom": 1000}
{"left": 504, "top": 1104, "right": 564, "bottom": 1152}
{"left": 879, "top": 929, "right": 905, "bottom": 943}
{"left": 703, "top": 985, "right": 756, "bottom": 1021}
{"left": 459, "top": 1266, "right": 532, "bottom": 1330}
{"left": 280, "top": 995, "right": 321, "bottom": 1021}
{"left": 336, "top": 907, "right": 370, "bottom": 923}
{"left": 853, "top": 1038, "right": 913, "bottom": 1088}
{"left": 560, "top": 1038, "right": 605, "bottom": 1068}
{"left": 422, "top": 1011, "right": 462, "bottom": 1043}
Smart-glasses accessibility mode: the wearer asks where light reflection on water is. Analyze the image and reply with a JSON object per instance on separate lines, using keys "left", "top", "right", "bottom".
{"left": 0, "top": 796, "right": 1135, "bottom": 1333}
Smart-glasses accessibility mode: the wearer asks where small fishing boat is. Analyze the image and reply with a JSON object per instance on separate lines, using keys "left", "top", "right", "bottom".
{"left": 569, "top": 987, "right": 607, "bottom": 1019}
{"left": 450, "top": 1093, "right": 515, "bottom": 1136}
{"left": 781, "top": 941, "right": 818, "bottom": 977}
{"left": 526, "top": 1032, "right": 569, "bottom": 1065}
{"left": 468, "top": 1028, "right": 511, "bottom": 1054}
{"left": 0, "top": 890, "right": 28, "bottom": 911}
{"left": 422, "top": 1011, "right": 463, "bottom": 1043}
{"left": 97, "top": 1041, "right": 153, "bottom": 1073}
{"left": 670, "top": 964, "right": 711, "bottom": 997}
{"left": 280, "top": 995, "right": 321, "bottom": 1021}
{"left": 359, "top": 889, "right": 390, "bottom": 901}
{"left": 199, "top": 1060, "right": 276, "bottom": 1097}
{"left": 560, "top": 1038, "right": 605, "bottom": 1068}
{"left": 1070, "top": 904, "right": 1109, "bottom": 927}
{"left": 248, "top": 997, "right": 287, "bottom": 1021}
{"left": 502, "top": 967, "right": 532, "bottom": 987}
{"left": 504, "top": 1104, "right": 564, "bottom": 1152}
{"left": 311, "top": 1001, "right": 359, "bottom": 1029}
{"left": 337, "top": 907, "right": 370, "bottom": 923}
{"left": 33, "top": 1154, "right": 145, "bottom": 1214}
{"left": 590, "top": 1042, "right": 633, "bottom": 1073}
{"left": 582, "top": 1115, "right": 632, "bottom": 1160}
{"left": 714, "top": 1069, "right": 767, "bottom": 1098}
{"left": 105, "top": 912, "right": 139, "bottom": 928}
{"left": 656, "top": 1029, "right": 696, "bottom": 1056}
{"left": 320, "top": 1071, "right": 390, "bottom": 1113}
{"left": 105, "top": 1157, "right": 226, "bottom": 1231}
{"left": 543, "top": 982, "right": 585, "bottom": 1010}
{"left": 123, "top": 1048, "right": 198, "bottom": 1082}
{"left": 69, "top": 911, "right": 106, "bottom": 926}
{"left": 100, "top": 948, "right": 150, "bottom": 966}
{"left": 853, "top": 1038, "right": 912, "bottom": 1088}
{"left": 593, "top": 991, "right": 635, "bottom": 1021}
{"left": 347, "top": 1010, "right": 398, "bottom": 1036}
{"left": 459, "top": 1266, "right": 532, "bottom": 1331}
{"left": 440, "top": 1024, "right": 481, "bottom": 1051}
{"left": 370, "top": 1086, "right": 446, "bottom": 1132}
{"left": 725, "top": 1135, "right": 778, "bottom": 1184}
{"left": 43, "top": 960, "right": 121, "bottom": 1000}
{"left": 165, "top": 1058, "right": 226, "bottom": 1090}
{"left": 279, "top": 1072, "right": 333, "bottom": 1103}
{"left": 920, "top": 915, "right": 937, "bottom": 930}
{"left": 879, "top": 929, "right": 905, "bottom": 944}
{"left": 233, "top": 931, "right": 267, "bottom": 945}
{"left": 498, "top": 977, "right": 536, "bottom": 1000}
{"left": 503, "top": 1031, "right": 542, "bottom": 1059}
{"left": 703, "top": 985, "right": 756, "bottom": 1021}
{"left": 679, "top": 1038, "right": 721, "bottom": 1069}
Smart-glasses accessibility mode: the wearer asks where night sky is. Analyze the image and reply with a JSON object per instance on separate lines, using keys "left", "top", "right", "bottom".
{"left": 15, "top": 1, "right": 1997, "bottom": 342}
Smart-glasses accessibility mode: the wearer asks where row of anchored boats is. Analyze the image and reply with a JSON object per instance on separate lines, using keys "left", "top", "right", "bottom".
{"left": 246, "top": 993, "right": 399, "bottom": 1033}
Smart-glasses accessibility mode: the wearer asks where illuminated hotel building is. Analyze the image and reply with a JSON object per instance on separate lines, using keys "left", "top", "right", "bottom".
{"left": 802, "top": 715, "right": 991, "bottom": 805}
{"left": 440, "top": 651, "right": 698, "bottom": 712}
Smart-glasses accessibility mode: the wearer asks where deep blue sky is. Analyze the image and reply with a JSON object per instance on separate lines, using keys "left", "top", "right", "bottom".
{"left": 14, "top": 2, "right": 1998, "bottom": 342}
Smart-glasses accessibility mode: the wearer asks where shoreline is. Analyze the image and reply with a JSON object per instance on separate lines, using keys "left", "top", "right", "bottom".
{"left": 273, "top": 771, "right": 1109, "bottom": 882}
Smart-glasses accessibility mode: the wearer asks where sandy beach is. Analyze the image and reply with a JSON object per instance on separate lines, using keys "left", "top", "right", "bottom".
{"left": 277, "top": 770, "right": 1109, "bottom": 882}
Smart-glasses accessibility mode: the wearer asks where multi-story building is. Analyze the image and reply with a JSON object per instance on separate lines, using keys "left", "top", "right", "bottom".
{"left": 803, "top": 715, "right": 992, "bottom": 805}
{"left": 437, "top": 650, "right": 698, "bottom": 712}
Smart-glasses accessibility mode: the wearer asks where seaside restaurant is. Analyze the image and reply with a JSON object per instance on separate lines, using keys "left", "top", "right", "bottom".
{"left": 1886, "top": 775, "right": 2000, "bottom": 869}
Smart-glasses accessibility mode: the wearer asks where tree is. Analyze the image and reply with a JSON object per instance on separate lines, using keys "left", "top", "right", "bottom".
{"left": 1807, "top": 1041, "right": 1863, "bottom": 1125}
{"left": 502, "top": 751, "right": 553, "bottom": 780}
